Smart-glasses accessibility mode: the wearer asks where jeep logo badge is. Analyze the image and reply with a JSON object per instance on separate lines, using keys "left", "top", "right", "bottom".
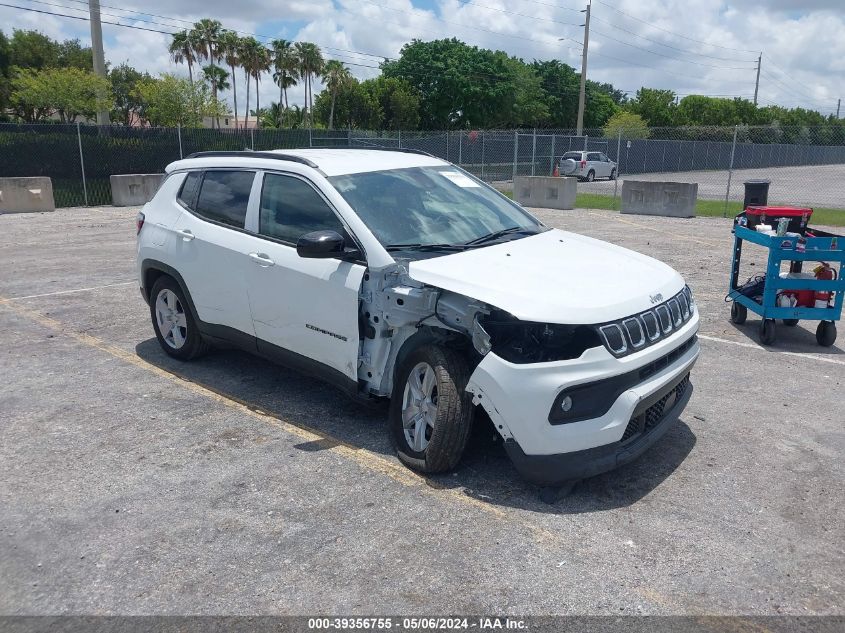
{"left": 649, "top": 293, "right": 663, "bottom": 305}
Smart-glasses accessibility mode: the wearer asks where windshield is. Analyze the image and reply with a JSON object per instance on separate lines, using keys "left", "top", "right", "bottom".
{"left": 329, "top": 166, "right": 544, "bottom": 250}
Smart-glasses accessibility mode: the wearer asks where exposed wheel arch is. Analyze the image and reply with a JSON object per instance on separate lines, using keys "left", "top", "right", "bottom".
{"left": 390, "top": 326, "right": 474, "bottom": 395}
{"left": 141, "top": 259, "right": 201, "bottom": 326}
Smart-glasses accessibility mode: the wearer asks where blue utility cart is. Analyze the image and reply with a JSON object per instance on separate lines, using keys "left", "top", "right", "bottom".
{"left": 727, "top": 214, "right": 844, "bottom": 346}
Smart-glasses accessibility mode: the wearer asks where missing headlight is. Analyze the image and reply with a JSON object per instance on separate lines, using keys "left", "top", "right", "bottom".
{"left": 481, "top": 310, "right": 603, "bottom": 363}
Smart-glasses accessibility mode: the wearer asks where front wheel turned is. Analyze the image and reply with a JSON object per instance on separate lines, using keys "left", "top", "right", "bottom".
{"left": 390, "top": 345, "right": 474, "bottom": 474}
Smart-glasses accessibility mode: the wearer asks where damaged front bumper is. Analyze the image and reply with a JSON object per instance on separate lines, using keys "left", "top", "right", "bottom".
{"left": 465, "top": 315, "right": 699, "bottom": 486}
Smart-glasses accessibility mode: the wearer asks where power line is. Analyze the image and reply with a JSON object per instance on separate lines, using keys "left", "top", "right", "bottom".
{"left": 589, "top": 28, "right": 757, "bottom": 70}
{"left": 593, "top": 0, "right": 759, "bottom": 53}
{"left": 589, "top": 14, "right": 757, "bottom": 62}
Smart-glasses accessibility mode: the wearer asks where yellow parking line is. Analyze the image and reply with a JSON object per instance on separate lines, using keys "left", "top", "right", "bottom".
{"left": 0, "top": 295, "right": 557, "bottom": 533}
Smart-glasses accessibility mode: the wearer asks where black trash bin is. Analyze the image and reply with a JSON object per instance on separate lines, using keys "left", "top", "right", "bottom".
{"left": 743, "top": 179, "right": 770, "bottom": 208}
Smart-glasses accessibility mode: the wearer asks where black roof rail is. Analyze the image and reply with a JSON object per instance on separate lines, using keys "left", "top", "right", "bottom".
{"left": 183, "top": 150, "right": 320, "bottom": 169}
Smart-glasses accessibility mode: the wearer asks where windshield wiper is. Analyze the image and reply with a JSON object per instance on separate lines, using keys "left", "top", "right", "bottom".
{"left": 385, "top": 243, "right": 468, "bottom": 252}
{"left": 464, "top": 226, "right": 538, "bottom": 246}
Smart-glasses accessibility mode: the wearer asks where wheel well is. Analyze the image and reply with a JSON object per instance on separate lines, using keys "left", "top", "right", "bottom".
{"left": 392, "top": 327, "right": 475, "bottom": 387}
{"left": 144, "top": 267, "right": 166, "bottom": 298}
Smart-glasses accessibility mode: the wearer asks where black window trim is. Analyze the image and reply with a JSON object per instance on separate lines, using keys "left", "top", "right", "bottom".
{"left": 173, "top": 168, "right": 257, "bottom": 234}
{"left": 254, "top": 169, "right": 367, "bottom": 263}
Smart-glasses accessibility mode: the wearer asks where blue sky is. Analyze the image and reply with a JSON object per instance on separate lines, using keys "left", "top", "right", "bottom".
{"left": 1, "top": 0, "right": 841, "bottom": 119}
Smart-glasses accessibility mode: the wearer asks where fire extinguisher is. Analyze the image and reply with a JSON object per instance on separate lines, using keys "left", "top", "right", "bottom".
{"left": 813, "top": 262, "right": 837, "bottom": 308}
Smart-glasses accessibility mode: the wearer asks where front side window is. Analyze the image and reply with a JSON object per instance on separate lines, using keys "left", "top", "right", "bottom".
{"left": 329, "top": 166, "right": 544, "bottom": 249}
{"left": 259, "top": 173, "right": 346, "bottom": 244}
{"left": 194, "top": 170, "right": 255, "bottom": 229}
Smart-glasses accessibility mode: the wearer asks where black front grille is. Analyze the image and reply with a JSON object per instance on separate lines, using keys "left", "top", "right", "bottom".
{"left": 620, "top": 374, "right": 690, "bottom": 444}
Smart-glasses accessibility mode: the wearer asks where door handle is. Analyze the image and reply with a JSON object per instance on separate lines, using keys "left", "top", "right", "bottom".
{"left": 249, "top": 252, "right": 275, "bottom": 267}
{"left": 177, "top": 229, "right": 195, "bottom": 242}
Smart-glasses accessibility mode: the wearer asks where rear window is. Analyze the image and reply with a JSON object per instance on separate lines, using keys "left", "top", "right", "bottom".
{"left": 562, "top": 152, "right": 581, "bottom": 160}
{"left": 177, "top": 171, "right": 202, "bottom": 209}
{"left": 194, "top": 170, "right": 256, "bottom": 229}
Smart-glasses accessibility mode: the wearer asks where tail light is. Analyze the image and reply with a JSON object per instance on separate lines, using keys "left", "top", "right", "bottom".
{"left": 136, "top": 212, "right": 145, "bottom": 235}
{"left": 580, "top": 160, "right": 587, "bottom": 169}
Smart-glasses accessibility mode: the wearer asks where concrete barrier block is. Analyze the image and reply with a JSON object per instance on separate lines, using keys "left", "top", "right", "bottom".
{"left": 0, "top": 177, "right": 55, "bottom": 213}
{"left": 514, "top": 176, "right": 577, "bottom": 210}
{"left": 110, "top": 174, "right": 165, "bottom": 207}
{"left": 621, "top": 180, "right": 697, "bottom": 218}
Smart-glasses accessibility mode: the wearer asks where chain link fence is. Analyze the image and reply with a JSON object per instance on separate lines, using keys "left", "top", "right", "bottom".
{"left": 0, "top": 123, "right": 843, "bottom": 211}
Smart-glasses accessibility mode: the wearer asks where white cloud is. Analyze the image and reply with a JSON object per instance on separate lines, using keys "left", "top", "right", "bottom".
{"left": 1, "top": 0, "right": 842, "bottom": 118}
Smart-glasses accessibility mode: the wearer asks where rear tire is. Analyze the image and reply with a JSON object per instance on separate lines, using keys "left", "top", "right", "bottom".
{"left": 149, "top": 276, "right": 210, "bottom": 360}
{"left": 816, "top": 321, "right": 836, "bottom": 347}
{"left": 390, "top": 345, "right": 474, "bottom": 474}
{"left": 586, "top": 170, "right": 595, "bottom": 182}
{"left": 730, "top": 302, "right": 747, "bottom": 325}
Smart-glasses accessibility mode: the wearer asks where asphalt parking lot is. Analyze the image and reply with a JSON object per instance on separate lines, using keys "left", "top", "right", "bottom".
{"left": 1, "top": 205, "right": 843, "bottom": 616}
{"left": 579, "top": 164, "right": 845, "bottom": 209}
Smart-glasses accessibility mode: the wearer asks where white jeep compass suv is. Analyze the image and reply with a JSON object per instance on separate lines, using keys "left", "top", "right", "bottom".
{"left": 137, "top": 148, "right": 699, "bottom": 488}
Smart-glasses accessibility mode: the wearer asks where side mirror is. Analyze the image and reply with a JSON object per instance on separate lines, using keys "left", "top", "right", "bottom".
{"left": 297, "top": 230, "right": 356, "bottom": 259}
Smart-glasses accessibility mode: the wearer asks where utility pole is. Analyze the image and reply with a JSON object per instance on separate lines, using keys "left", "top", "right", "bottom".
{"left": 88, "top": 0, "right": 110, "bottom": 125}
{"left": 837, "top": 98, "right": 841, "bottom": 119}
{"left": 576, "top": 0, "right": 591, "bottom": 136}
{"left": 753, "top": 53, "right": 762, "bottom": 106}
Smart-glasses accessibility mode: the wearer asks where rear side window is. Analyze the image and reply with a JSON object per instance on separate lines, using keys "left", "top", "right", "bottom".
{"left": 259, "top": 173, "right": 346, "bottom": 244}
{"left": 177, "top": 171, "right": 202, "bottom": 209}
{"left": 194, "top": 170, "right": 256, "bottom": 229}
{"left": 587, "top": 152, "right": 602, "bottom": 161}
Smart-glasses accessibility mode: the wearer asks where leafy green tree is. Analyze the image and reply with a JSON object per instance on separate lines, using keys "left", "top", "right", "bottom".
{"left": 603, "top": 111, "right": 650, "bottom": 138}
{"left": 583, "top": 85, "right": 618, "bottom": 128}
{"left": 627, "top": 88, "right": 677, "bottom": 127}
{"left": 57, "top": 39, "right": 93, "bottom": 70}
{"left": 360, "top": 76, "right": 420, "bottom": 129}
{"left": 136, "top": 74, "right": 222, "bottom": 127}
{"left": 109, "top": 63, "right": 149, "bottom": 125}
{"left": 531, "top": 60, "right": 579, "bottom": 127}
{"left": 11, "top": 67, "right": 112, "bottom": 122}
{"left": 314, "top": 77, "right": 381, "bottom": 129}
{"left": 9, "top": 30, "right": 59, "bottom": 70}
{"left": 383, "top": 38, "right": 549, "bottom": 129}
{"left": 0, "top": 31, "right": 10, "bottom": 116}
{"left": 240, "top": 38, "right": 270, "bottom": 128}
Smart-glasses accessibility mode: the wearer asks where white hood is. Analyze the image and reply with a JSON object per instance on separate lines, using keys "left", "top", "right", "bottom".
{"left": 408, "top": 229, "right": 685, "bottom": 324}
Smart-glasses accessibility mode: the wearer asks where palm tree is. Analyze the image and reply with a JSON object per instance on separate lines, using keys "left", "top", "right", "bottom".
{"left": 271, "top": 39, "right": 299, "bottom": 127}
{"left": 295, "top": 42, "right": 324, "bottom": 126}
{"left": 218, "top": 31, "right": 242, "bottom": 129}
{"left": 251, "top": 46, "right": 271, "bottom": 130}
{"left": 239, "top": 37, "right": 264, "bottom": 131}
{"left": 323, "top": 60, "right": 351, "bottom": 130}
{"left": 202, "top": 65, "right": 230, "bottom": 128}
{"left": 190, "top": 19, "right": 223, "bottom": 127}
{"left": 168, "top": 31, "right": 197, "bottom": 87}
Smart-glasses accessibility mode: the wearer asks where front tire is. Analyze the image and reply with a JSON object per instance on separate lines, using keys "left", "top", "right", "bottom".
{"left": 816, "top": 321, "right": 837, "bottom": 347}
{"left": 150, "top": 276, "right": 210, "bottom": 360}
{"left": 390, "top": 345, "right": 474, "bottom": 474}
{"left": 609, "top": 168, "right": 617, "bottom": 180}
{"left": 760, "top": 318, "right": 777, "bottom": 345}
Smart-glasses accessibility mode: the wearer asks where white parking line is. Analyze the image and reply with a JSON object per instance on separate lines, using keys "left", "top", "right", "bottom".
{"left": 7, "top": 281, "right": 136, "bottom": 301}
{"left": 699, "top": 334, "right": 845, "bottom": 366}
